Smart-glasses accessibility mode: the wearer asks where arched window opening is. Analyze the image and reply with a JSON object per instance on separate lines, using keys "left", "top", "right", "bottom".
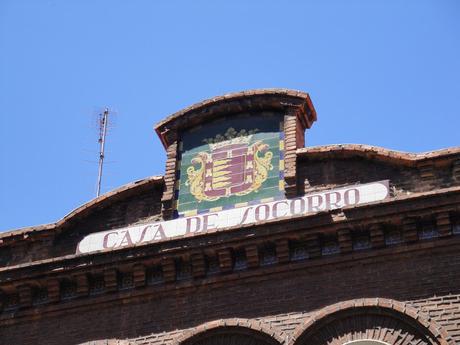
{"left": 179, "top": 326, "right": 281, "bottom": 345}
{"left": 294, "top": 310, "right": 440, "bottom": 345}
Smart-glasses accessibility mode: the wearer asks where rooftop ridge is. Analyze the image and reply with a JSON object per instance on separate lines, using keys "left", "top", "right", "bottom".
{"left": 298, "top": 144, "right": 460, "bottom": 165}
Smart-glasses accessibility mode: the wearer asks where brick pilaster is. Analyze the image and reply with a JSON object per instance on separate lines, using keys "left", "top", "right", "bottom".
{"left": 403, "top": 217, "right": 418, "bottom": 243}
{"left": 133, "top": 264, "right": 146, "bottom": 288}
{"left": 370, "top": 223, "right": 385, "bottom": 248}
{"left": 276, "top": 239, "right": 290, "bottom": 263}
{"left": 217, "top": 249, "right": 233, "bottom": 273}
{"left": 47, "top": 279, "right": 60, "bottom": 303}
{"left": 191, "top": 252, "right": 206, "bottom": 278}
{"left": 436, "top": 212, "right": 452, "bottom": 237}
{"left": 283, "top": 114, "right": 299, "bottom": 198}
{"left": 245, "top": 245, "right": 259, "bottom": 268}
{"left": 75, "top": 273, "right": 89, "bottom": 297}
{"left": 162, "top": 258, "right": 176, "bottom": 283}
{"left": 338, "top": 228, "right": 352, "bottom": 254}
{"left": 306, "top": 235, "right": 321, "bottom": 259}
{"left": 161, "top": 139, "right": 178, "bottom": 220}
{"left": 17, "top": 285, "right": 32, "bottom": 308}
{"left": 104, "top": 268, "right": 118, "bottom": 292}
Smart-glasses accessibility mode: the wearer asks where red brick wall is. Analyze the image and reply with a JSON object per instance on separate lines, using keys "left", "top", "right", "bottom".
{"left": 298, "top": 156, "right": 458, "bottom": 195}
{"left": 1, "top": 240, "right": 459, "bottom": 345}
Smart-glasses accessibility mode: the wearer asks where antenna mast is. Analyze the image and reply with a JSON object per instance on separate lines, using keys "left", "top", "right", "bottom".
{"left": 96, "top": 107, "right": 110, "bottom": 197}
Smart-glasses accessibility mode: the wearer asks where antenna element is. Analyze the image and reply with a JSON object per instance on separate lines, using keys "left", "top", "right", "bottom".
{"left": 96, "top": 108, "right": 110, "bottom": 197}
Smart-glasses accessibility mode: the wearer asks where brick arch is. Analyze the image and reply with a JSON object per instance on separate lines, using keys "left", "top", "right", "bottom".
{"left": 290, "top": 298, "right": 454, "bottom": 345}
{"left": 171, "top": 318, "right": 285, "bottom": 345}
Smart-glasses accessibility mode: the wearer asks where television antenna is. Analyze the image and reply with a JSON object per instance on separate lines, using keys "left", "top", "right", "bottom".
{"left": 96, "top": 107, "right": 111, "bottom": 197}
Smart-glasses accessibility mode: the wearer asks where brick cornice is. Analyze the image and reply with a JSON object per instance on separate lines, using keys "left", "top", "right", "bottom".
{"left": 1, "top": 186, "right": 459, "bottom": 282}
{"left": 2, "top": 232, "right": 460, "bottom": 328}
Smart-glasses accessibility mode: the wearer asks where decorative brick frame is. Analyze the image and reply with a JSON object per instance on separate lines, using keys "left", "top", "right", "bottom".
{"left": 154, "top": 89, "right": 317, "bottom": 220}
{"left": 171, "top": 318, "right": 285, "bottom": 345}
{"left": 289, "top": 298, "right": 454, "bottom": 345}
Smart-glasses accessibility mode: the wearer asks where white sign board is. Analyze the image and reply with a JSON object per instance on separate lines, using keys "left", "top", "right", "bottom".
{"left": 77, "top": 180, "right": 389, "bottom": 254}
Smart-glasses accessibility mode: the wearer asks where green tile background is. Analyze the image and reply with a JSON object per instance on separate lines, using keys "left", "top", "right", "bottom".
{"left": 176, "top": 113, "right": 284, "bottom": 215}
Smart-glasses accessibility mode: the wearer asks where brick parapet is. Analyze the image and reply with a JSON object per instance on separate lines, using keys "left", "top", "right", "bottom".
{"left": 2, "top": 145, "right": 460, "bottom": 268}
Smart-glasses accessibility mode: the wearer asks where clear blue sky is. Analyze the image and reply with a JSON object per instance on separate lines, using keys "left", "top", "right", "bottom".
{"left": 1, "top": 0, "right": 459, "bottom": 231}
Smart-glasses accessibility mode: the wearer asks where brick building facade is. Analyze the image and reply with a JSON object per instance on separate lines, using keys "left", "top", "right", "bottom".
{"left": 1, "top": 89, "right": 460, "bottom": 345}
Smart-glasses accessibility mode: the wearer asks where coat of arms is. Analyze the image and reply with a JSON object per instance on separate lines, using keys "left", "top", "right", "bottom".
{"left": 185, "top": 128, "right": 274, "bottom": 202}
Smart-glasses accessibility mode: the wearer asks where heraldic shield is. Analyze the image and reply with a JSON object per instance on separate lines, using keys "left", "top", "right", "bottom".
{"left": 186, "top": 129, "right": 274, "bottom": 202}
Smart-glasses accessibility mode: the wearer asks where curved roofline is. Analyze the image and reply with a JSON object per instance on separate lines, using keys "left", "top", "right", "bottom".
{"left": 155, "top": 88, "right": 317, "bottom": 148}
{"left": 298, "top": 144, "right": 460, "bottom": 166}
{"left": 0, "top": 175, "right": 164, "bottom": 240}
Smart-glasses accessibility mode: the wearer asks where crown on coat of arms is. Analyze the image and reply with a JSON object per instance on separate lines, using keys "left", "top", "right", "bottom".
{"left": 203, "top": 127, "right": 259, "bottom": 150}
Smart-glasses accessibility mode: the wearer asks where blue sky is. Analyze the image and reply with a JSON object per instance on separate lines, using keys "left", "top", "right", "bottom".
{"left": 1, "top": 0, "right": 459, "bottom": 231}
